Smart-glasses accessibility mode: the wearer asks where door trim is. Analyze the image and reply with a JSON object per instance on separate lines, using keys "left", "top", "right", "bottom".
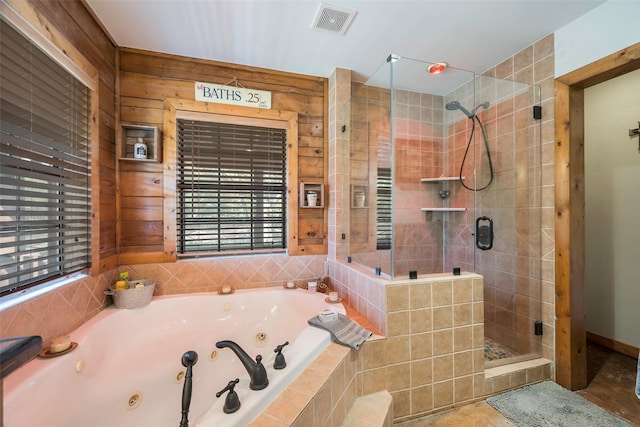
{"left": 554, "top": 42, "right": 640, "bottom": 390}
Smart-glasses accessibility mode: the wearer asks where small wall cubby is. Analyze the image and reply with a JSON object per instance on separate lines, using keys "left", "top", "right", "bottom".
{"left": 300, "top": 182, "right": 324, "bottom": 208}
{"left": 350, "top": 184, "right": 368, "bottom": 208}
{"left": 119, "top": 124, "right": 162, "bottom": 162}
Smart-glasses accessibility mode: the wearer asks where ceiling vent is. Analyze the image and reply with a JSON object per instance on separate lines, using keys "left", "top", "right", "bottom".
{"left": 312, "top": 3, "right": 357, "bottom": 35}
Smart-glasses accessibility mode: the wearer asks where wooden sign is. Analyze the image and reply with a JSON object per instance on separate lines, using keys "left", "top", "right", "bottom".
{"left": 195, "top": 81, "right": 271, "bottom": 109}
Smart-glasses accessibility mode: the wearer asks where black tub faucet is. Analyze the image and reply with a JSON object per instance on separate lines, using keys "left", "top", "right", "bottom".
{"left": 215, "top": 340, "right": 269, "bottom": 390}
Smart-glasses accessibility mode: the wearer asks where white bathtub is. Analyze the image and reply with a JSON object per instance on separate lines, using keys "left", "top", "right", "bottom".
{"left": 3, "top": 288, "right": 345, "bottom": 426}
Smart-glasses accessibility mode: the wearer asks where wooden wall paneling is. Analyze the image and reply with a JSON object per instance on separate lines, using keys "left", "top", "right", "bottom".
{"left": 299, "top": 117, "right": 324, "bottom": 138}
{"left": 298, "top": 209, "right": 325, "bottom": 246}
{"left": 120, "top": 197, "right": 163, "bottom": 222}
{"left": 120, "top": 97, "right": 165, "bottom": 126}
{"left": 32, "top": 0, "right": 116, "bottom": 85}
{"left": 299, "top": 134, "right": 324, "bottom": 148}
{"left": 119, "top": 49, "right": 325, "bottom": 95}
{"left": 298, "top": 145, "right": 324, "bottom": 158}
{"left": 99, "top": 128, "right": 116, "bottom": 170}
{"left": 162, "top": 100, "right": 177, "bottom": 262}
{"left": 119, "top": 170, "right": 164, "bottom": 197}
{"left": 299, "top": 157, "right": 324, "bottom": 179}
{"left": 118, "top": 50, "right": 327, "bottom": 260}
{"left": 120, "top": 221, "right": 164, "bottom": 246}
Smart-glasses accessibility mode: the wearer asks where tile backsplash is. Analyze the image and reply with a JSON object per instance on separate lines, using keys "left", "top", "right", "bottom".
{"left": 1, "top": 253, "right": 327, "bottom": 345}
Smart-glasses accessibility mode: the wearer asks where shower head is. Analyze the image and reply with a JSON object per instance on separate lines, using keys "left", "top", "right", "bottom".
{"left": 476, "top": 101, "right": 490, "bottom": 112}
{"left": 445, "top": 100, "right": 474, "bottom": 119}
{"left": 446, "top": 100, "right": 490, "bottom": 118}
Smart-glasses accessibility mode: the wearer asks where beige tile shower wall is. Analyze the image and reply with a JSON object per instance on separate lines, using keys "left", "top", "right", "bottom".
{"left": 393, "top": 91, "right": 446, "bottom": 276}
{"left": 479, "top": 34, "right": 556, "bottom": 360}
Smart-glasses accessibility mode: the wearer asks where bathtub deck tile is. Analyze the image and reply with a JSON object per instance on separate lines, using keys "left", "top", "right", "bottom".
{"left": 262, "top": 386, "right": 313, "bottom": 425}
{"left": 290, "top": 365, "right": 331, "bottom": 396}
{"left": 248, "top": 413, "right": 290, "bottom": 426}
{"left": 310, "top": 342, "right": 350, "bottom": 374}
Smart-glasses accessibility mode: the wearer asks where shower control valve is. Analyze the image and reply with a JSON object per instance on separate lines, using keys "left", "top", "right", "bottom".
{"left": 439, "top": 190, "right": 450, "bottom": 199}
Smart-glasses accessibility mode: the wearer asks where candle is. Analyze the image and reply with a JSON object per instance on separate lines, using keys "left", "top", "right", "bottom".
{"left": 307, "top": 281, "right": 317, "bottom": 293}
{"left": 329, "top": 291, "right": 339, "bottom": 302}
{"left": 221, "top": 286, "right": 231, "bottom": 294}
{"left": 286, "top": 281, "right": 295, "bottom": 288}
{"left": 50, "top": 335, "right": 71, "bottom": 353}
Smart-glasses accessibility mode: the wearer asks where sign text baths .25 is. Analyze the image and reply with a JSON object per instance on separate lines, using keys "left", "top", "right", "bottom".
{"left": 195, "top": 82, "right": 271, "bottom": 109}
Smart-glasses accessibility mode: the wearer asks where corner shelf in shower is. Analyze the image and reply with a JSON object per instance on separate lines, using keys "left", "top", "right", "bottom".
{"left": 420, "top": 207, "right": 466, "bottom": 212}
{"left": 420, "top": 176, "right": 465, "bottom": 183}
{"left": 420, "top": 177, "right": 466, "bottom": 212}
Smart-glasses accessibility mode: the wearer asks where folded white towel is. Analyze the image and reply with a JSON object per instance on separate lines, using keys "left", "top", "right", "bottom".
{"left": 308, "top": 313, "right": 372, "bottom": 350}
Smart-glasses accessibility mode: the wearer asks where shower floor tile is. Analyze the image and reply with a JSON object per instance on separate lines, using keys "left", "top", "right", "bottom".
{"left": 484, "top": 337, "right": 519, "bottom": 361}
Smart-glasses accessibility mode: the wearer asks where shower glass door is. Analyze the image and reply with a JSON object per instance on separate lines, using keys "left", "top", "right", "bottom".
{"left": 341, "top": 55, "right": 543, "bottom": 364}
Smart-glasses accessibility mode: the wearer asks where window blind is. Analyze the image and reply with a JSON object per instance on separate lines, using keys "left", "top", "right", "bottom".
{"left": 376, "top": 168, "right": 392, "bottom": 250}
{"left": 0, "top": 19, "right": 92, "bottom": 295}
{"left": 177, "top": 119, "right": 287, "bottom": 255}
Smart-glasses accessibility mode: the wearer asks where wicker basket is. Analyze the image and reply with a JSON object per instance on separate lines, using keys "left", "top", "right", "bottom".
{"left": 107, "top": 280, "right": 156, "bottom": 309}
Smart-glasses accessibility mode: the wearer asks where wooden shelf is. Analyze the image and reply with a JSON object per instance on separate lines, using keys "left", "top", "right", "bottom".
{"left": 119, "top": 124, "right": 162, "bottom": 162}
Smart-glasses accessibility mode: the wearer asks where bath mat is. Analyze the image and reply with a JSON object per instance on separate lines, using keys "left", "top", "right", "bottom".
{"left": 487, "top": 381, "right": 633, "bottom": 427}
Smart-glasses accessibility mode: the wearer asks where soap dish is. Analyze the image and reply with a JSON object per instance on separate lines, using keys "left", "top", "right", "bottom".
{"left": 39, "top": 342, "right": 78, "bottom": 358}
{"left": 325, "top": 297, "right": 343, "bottom": 304}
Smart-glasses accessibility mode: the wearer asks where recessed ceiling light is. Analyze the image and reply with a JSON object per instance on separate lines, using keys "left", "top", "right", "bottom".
{"left": 427, "top": 62, "right": 448, "bottom": 75}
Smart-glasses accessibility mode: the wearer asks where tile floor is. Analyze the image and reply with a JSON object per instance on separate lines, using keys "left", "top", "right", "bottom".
{"left": 398, "top": 342, "right": 640, "bottom": 426}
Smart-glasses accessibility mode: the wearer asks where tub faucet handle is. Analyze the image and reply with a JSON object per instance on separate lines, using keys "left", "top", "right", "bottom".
{"left": 216, "top": 378, "right": 241, "bottom": 414}
{"left": 273, "top": 341, "right": 289, "bottom": 370}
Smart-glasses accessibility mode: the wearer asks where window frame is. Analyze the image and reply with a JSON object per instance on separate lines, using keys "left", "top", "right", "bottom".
{"left": 0, "top": 4, "right": 100, "bottom": 302}
{"left": 176, "top": 119, "right": 288, "bottom": 256}
{"left": 163, "top": 99, "right": 300, "bottom": 260}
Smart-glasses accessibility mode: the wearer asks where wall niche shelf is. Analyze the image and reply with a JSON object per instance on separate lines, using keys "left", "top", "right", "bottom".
{"left": 350, "top": 184, "right": 368, "bottom": 208}
{"left": 300, "top": 182, "right": 324, "bottom": 208}
{"left": 119, "top": 124, "right": 162, "bottom": 163}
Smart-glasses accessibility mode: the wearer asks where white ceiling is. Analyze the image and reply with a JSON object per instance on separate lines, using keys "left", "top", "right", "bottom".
{"left": 86, "top": 0, "right": 605, "bottom": 87}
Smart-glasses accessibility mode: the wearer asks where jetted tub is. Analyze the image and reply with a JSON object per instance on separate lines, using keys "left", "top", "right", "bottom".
{"left": 3, "top": 287, "right": 345, "bottom": 426}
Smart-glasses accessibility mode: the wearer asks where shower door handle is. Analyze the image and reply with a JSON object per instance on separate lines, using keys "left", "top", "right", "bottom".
{"left": 475, "top": 216, "right": 493, "bottom": 250}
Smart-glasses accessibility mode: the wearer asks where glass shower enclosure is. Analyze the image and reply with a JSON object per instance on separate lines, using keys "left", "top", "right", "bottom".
{"left": 340, "top": 55, "right": 543, "bottom": 364}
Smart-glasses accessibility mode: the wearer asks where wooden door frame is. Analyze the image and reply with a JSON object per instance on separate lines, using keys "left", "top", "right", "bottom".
{"left": 554, "top": 42, "right": 640, "bottom": 390}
